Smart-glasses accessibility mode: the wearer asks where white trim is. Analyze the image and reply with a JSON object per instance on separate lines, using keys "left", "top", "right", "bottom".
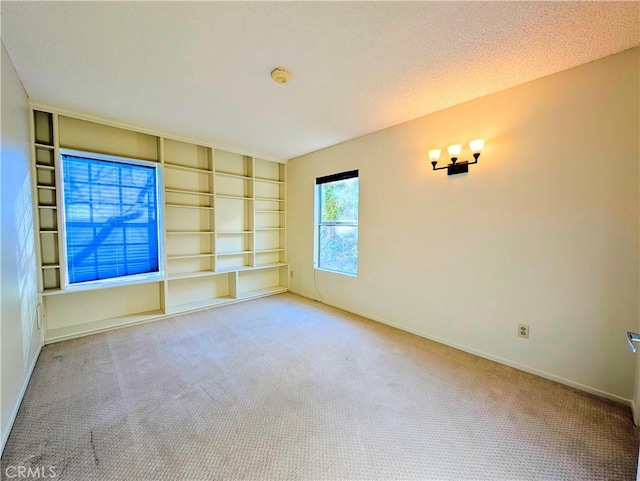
{"left": 60, "top": 148, "right": 160, "bottom": 168}
{"left": 1, "top": 344, "right": 42, "bottom": 456}
{"left": 313, "top": 181, "right": 320, "bottom": 269}
{"left": 29, "top": 101, "right": 286, "bottom": 164}
{"left": 288, "top": 289, "right": 634, "bottom": 408}
{"left": 632, "top": 400, "right": 639, "bottom": 426}
{"left": 314, "top": 266, "right": 358, "bottom": 278}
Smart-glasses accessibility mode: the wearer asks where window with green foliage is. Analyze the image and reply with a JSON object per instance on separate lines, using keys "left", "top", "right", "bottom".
{"left": 315, "top": 170, "right": 359, "bottom": 275}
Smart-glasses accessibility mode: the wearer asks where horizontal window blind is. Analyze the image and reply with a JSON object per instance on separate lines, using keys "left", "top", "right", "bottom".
{"left": 316, "top": 169, "right": 358, "bottom": 185}
{"left": 62, "top": 153, "right": 160, "bottom": 285}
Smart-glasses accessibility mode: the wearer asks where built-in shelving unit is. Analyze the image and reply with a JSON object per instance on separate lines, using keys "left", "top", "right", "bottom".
{"left": 31, "top": 108, "right": 288, "bottom": 344}
{"left": 32, "top": 110, "right": 61, "bottom": 291}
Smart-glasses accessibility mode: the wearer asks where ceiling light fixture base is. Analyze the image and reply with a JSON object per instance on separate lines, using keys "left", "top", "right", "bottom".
{"left": 271, "top": 67, "right": 291, "bottom": 84}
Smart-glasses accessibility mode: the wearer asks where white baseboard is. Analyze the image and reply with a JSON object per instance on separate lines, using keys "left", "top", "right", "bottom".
{"left": 289, "top": 289, "right": 633, "bottom": 408}
{"left": 632, "top": 400, "right": 639, "bottom": 426}
{"left": 1, "top": 343, "right": 42, "bottom": 456}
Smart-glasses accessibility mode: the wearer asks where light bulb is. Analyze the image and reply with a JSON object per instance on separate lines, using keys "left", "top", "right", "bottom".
{"left": 469, "top": 139, "right": 485, "bottom": 153}
{"left": 428, "top": 149, "right": 441, "bottom": 162}
{"left": 447, "top": 144, "right": 462, "bottom": 157}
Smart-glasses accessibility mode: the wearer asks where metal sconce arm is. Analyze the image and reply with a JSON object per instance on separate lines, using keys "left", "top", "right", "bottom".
{"left": 431, "top": 152, "right": 481, "bottom": 176}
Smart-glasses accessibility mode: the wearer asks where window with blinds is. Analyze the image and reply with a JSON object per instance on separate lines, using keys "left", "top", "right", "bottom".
{"left": 60, "top": 149, "right": 163, "bottom": 287}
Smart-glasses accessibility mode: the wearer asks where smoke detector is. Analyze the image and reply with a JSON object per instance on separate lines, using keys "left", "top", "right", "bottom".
{"left": 271, "top": 67, "right": 291, "bottom": 84}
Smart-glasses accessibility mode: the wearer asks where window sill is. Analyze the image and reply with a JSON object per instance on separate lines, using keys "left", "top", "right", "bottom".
{"left": 43, "top": 273, "right": 165, "bottom": 296}
{"left": 313, "top": 266, "right": 358, "bottom": 278}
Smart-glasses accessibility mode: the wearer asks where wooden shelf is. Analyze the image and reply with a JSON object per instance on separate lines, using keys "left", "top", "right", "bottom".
{"left": 215, "top": 265, "right": 250, "bottom": 273}
{"left": 255, "top": 177, "right": 284, "bottom": 184}
{"left": 168, "top": 271, "right": 219, "bottom": 280}
{"left": 166, "top": 231, "right": 215, "bottom": 235}
{"left": 255, "top": 197, "right": 285, "bottom": 202}
{"left": 216, "top": 250, "right": 252, "bottom": 257}
{"left": 35, "top": 143, "right": 55, "bottom": 150}
{"left": 251, "top": 262, "right": 288, "bottom": 270}
{"left": 42, "top": 264, "right": 60, "bottom": 269}
{"left": 40, "top": 230, "right": 58, "bottom": 234}
{"left": 165, "top": 204, "right": 214, "bottom": 210}
{"left": 167, "top": 253, "right": 215, "bottom": 260}
{"left": 215, "top": 171, "right": 253, "bottom": 181}
{"left": 255, "top": 197, "right": 284, "bottom": 202}
{"left": 255, "top": 248, "right": 285, "bottom": 253}
{"left": 41, "top": 276, "right": 163, "bottom": 296}
{"left": 38, "top": 205, "right": 57, "bottom": 209}
{"left": 214, "top": 263, "right": 287, "bottom": 274}
{"left": 37, "top": 185, "right": 56, "bottom": 190}
{"left": 216, "top": 194, "right": 253, "bottom": 200}
{"left": 165, "top": 188, "right": 214, "bottom": 197}
{"left": 41, "top": 288, "right": 64, "bottom": 296}
{"left": 35, "top": 164, "right": 55, "bottom": 171}
{"left": 255, "top": 209, "right": 285, "bottom": 213}
{"left": 217, "top": 231, "right": 253, "bottom": 235}
{"left": 164, "top": 163, "right": 212, "bottom": 175}
{"left": 256, "top": 227, "right": 284, "bottom": 231}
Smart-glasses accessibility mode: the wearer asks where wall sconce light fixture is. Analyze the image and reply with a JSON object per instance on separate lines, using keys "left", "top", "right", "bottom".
{"left": 429, "top": 139, "right": 485, "bottom": 176}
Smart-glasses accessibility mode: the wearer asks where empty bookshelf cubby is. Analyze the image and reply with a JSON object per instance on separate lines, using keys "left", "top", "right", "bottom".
{"left": 236, "top": 264, "right": 289, "bottom": 299}
{"left": 31, "top": 107, "right": 288, "bottom": 343}
{"left": 165, "top": 207, "right": 214, "bottom": 233}
{"left": 34, "top": 110, "right": 54, "bottom": 146}
{"left": 215, "top": 150, "right": 253, "bottom": 178}
{"left": 165, "top": 274, "right": 234, "bottom": 314}
{"left": 35, "top": 146, "right": 54, "bottom": 167}
{"left": 255, "top": 229, "right": 286, "bottom": 266}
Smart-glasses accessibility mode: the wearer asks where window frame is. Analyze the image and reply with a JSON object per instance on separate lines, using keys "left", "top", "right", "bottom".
{"left": 58, "top": 148, "right": 165, "bottom": 290}
{"left": 313, "top": 169, "right": 359, "bottom": 277}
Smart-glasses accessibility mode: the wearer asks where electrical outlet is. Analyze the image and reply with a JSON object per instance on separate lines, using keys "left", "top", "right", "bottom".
{"left": 518, "top": 323, "right": 529, "bottom": 339}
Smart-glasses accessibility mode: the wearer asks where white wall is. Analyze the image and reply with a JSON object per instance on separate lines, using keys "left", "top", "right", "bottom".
{"left": 1, "top": 41, "right": 41, "bottom": 453}
{"left": 287, "top": 48, "right": 640, "bottom": 403}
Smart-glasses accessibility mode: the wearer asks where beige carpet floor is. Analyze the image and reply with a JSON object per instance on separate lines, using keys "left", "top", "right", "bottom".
{"left": 1, "top": 293, "right": 638, "bottom": 480}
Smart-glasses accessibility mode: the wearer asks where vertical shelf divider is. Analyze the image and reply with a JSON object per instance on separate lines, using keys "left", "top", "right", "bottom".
{"left": 212, "top": 148, "right": 219, "bottom": 274}
{"left": 229, "top": 270, "right": 238, "bottom": 299}
{"left": 159, "top": 137, "right": 168, "bottom": 314}
{"left": 52, "top": 112, "right": 66, "bottom": 290}
{"left": 281, "top": 162, "right": 287, "bottom": 265}
{"left": 249, "top": 156, "right": 256, "bottom": 267}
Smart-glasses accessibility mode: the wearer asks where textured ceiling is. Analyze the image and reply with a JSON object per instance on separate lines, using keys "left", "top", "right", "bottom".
{"left": 2, "top": 2, "right": 639, "bottom": 160}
